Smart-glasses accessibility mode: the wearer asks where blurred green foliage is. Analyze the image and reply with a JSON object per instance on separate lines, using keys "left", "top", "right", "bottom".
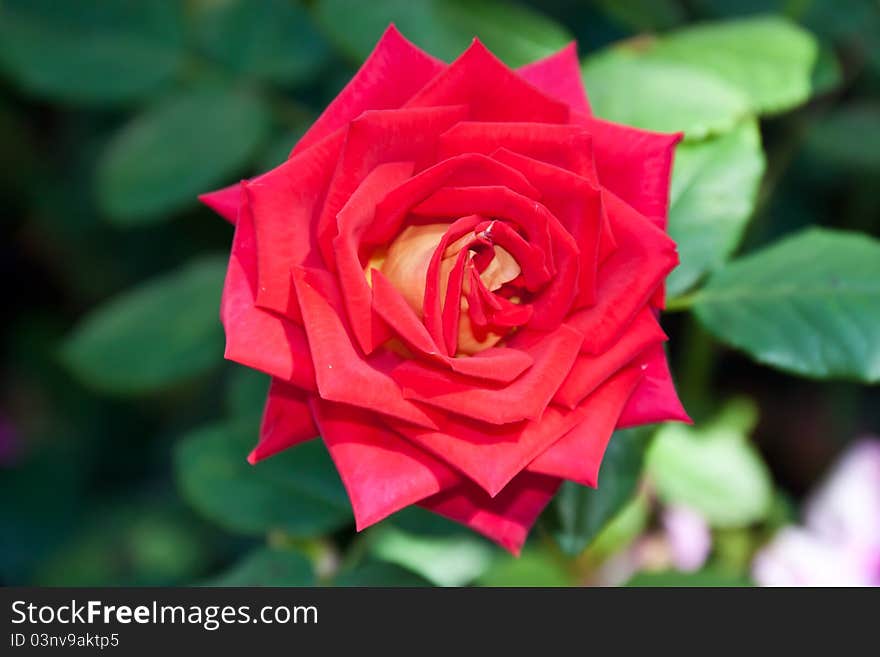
{"left": 646, "top": 400, "right": 774, "bottom": 528}
{"left": 2, "top": 0, "right": 878, "bottom": 587}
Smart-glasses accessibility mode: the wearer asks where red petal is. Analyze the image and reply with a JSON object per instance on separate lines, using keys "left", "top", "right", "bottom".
{"left": 440, "top": 247, "right": 470, "bottom": 355}
{"left": 311, "top": 398, "right": 459, "bottom": 530}
{"left": 334, "top": 161, "right": 415, "bottom": 354}
{"left": 618, "top": 344, "right": 691, "bottom": 427}
{"left": 369, "top": 268, "right": 443, "bottom": 358}
{"left": 490, "top": 148, "right": 606, "bottom": 307}
{"left": 419, "top": 472, "right": 561, "bottom": 555}
{"left": 412, "top": 186, "right": 554, "bottom": 267}
{"left": 316, "top": 105, "right": 469, "bottom": 269}
{"left": 407, "top": 39, "right": 569, "bottom": 123}
{"left": 248, "top": 131, "right": 345, "bottom": 318}
{"left": 248, "top": 380, "right": 317, "bottom": 464}
{"left": 518, "top": 42, "right": 591, "bottom": 115}
{"left": 371, "top": 269, "right": 535, "bottom": 383}
{"left": 531, "top": 217, "right": 581, "bottom": 330}
{"left": 554, "top": 307, "right": 667, "bottom": 409}
{"left": 392, "top": 324, "right": 582, "bottom": 425}
{"left": 390, "top": 399, "right": 587, "bottom": 497}
{"left": 422, "top": 214, "right": 483, "bottom": 353}
{"left": 292, "top": 25, "right": 445, "bottom": 157}
{"left": 220, "top": 191, "right": 316, "bottom": 390}
{"left": 436, "top": 121, "right": 596, "bottom": 183}
{"left": 567, "top": 191, "right": 678, "bottom": 354}
{"left": 199, "top": 182, "right": 242, "bottom": 224}
{"left": 651, "top": 282, "right": 667, "bottom": 310}
{"left": 370, "top": 152, "right": 539, "bottom": 246}
{"left": 580, "top": 115, "right": 681, "bottom": 227}
{"left": 528, "top": 365, "right": 643, "bottom": 486}
{"left": 291, "top": 266, "right": 437, "bottom": 429}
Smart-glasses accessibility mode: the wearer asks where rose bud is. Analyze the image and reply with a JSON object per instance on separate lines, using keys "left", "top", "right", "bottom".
{"left": 200, "top": 25, "right": 689, "bottom": 554}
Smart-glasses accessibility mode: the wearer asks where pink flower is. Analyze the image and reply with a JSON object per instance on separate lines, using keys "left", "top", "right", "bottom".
{"left": 662, "top": 505, "right": 712, "bottom": 572}
{"left": 753, "top": 438, "right": 880, "bottom": 587}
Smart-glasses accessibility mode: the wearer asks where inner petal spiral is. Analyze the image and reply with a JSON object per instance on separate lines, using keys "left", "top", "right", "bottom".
{"left": 373, "top": 221, "right": 525, "bottom": 355}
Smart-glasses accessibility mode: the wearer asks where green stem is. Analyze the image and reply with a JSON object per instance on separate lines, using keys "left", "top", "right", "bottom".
{"left": 677, "top": 314, "right": 716, "bottom": 417}
{"left": 664, "top": 293, "right": 698, "bottom": 312}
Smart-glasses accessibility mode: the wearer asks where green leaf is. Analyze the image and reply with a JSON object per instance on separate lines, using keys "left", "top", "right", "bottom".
{"left": 478, "top": 550, "right": 570, "bottom": 587}
{"left": 97, "top": 88, "right": 271, "bottom": 224}
{"left": 225, "top": 366, "right": 269, "bottom": 421}
{"left": 333, "top": 561, "right": 432, "bottom": 587}
{"left": 666, "top": 120, "right": 766, "bottom": 296}
{"left": 195, "top": 0, "right": 330, "bottom": 85}
{"left": 693, "top": 229, "right": 880, "bottom": 382}
{"left": 625, "top": 569, "right": 752, "bottom": 587}
{"left": 315, "top": 0, "right": 571, "bottom": 67}
{"left": 649, "top": 16, "right": 818, "bottom": 115}
{"left": 33, "top": 502, "right": 214, "bottom": 586}
{"left": 582, "top": 493, "right": 650, "bottom": 564}
{"left": 582, "top": 48, "right": 751, "bottom": 140}
{"left": 646, "top": 399, "right": 773, "bottom": 528}
{"left": 388, "top": 506, "right": 472, "bottom": 537}
{"left": 0, "top": 102, "right": 36, "bottom": 196}
{"left": 369, "top": 526, "right": 494, "bottom": 587}
{"left": 204, "top": 548, "right": 314, "bottom": 586}
{"left": 62, "top": 256, "right": 226, "bottom": 395}
{"left": 257, "top": 128, "right": 308, "bottom": 173}
{"left": 554, "top": 428, "right": 652, "bottom": 555}
{"left": 0, "top": 0, "right": 184, "bottom": 104}
{"left": 810, "top": 44, "right": 843, "bottom": 97}
{"left": 592, "top": 0, "right": 685, "bottom": 31}
{"left": 806, "top": 104, "right": 880, "bottom": 174}
{"left": 175, "top": 422, "right": 350, "bottom": 537}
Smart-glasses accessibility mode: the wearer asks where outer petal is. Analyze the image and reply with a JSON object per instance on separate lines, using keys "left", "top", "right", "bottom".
{"left": 567, "top": 191, "right": 678, "bottom": 354}
{"left": 391, "top": 324, "right": 582, "bottom": 425}
{"left": 517, "top": 43, "right": 591, "bottom": 115}
{"left": 419, "top": 472, "right": 561, "bottom": 555}
{"left": 220, "top": 190, "right": 316, "bottom": 390}
{"left": 436, "top": 122, "right": 596, "bottom": 183}
{"left": 249, "top": 380, "right": 317, "bottom": 464}
{"left": 200, "top": 25, "right": 444, "bottom": 224}
{"left": 617, "top": 344, "right": 691, "bottom": 427}
{"left": 554, "top": 307, "right": 666, "bottom": 409}
{"left": 199, "top": 182, "right": 242, "bottom": 224}
{"left": 311, "top": 399, "right": 458, "bottom": 530}
{"left": 317, "top": 105, "right": 469, "bottom": 270}
{"left": 390, "top": 399, "right": 589, "bottom": 497}
{"left": 580, "top": 116, "right": 681, "bottom": 226}
{"left": 528, "top": 365, "right": 643, "bottom": 486}
{"left": 249, "top": 131, "right": 345, "bottom": 318}
{"left": 291, "top": 266, "right": 437, "bottom": 429}
{"left": 407, "top": 39, "right": 569, "bottom": 123}
{"left": 293, "top": 25, "right": 446, "bottom": 156}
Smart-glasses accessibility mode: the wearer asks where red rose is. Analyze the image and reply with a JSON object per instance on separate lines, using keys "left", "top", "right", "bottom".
{"left": 201, "top": 26, "right": 689, "bottom": 554}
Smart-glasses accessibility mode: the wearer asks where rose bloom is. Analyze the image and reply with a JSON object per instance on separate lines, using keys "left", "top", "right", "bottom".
{"left": 201, "top": 26, "right": 688, "bottom": 553}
